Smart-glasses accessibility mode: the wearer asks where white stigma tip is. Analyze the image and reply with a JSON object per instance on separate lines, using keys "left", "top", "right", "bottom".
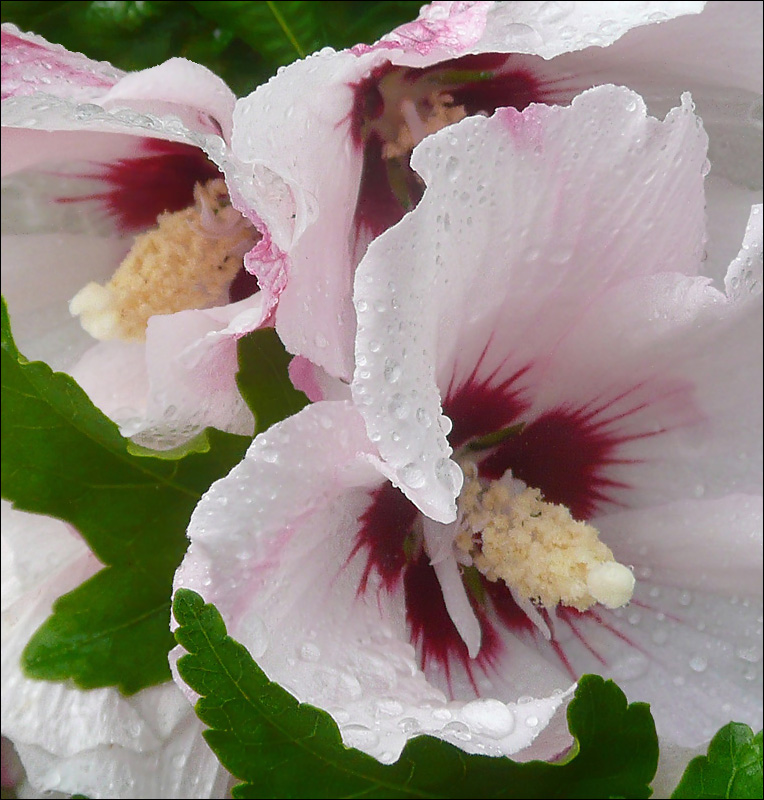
{"left": 586, "top": 562, "right": 635, "bottom": 609}
{"left": 69, "top": 282, "right": 121, "bottom": 341}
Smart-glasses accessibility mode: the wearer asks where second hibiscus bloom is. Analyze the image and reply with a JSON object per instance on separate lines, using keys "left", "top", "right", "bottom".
{"left": 173, "top": 84, "right": 763, "bottom": 765}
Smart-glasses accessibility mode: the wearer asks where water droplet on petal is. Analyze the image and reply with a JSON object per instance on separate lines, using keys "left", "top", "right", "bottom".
{"left": 300, "top": 642, "right": 321, "bottom": 662}
{"left": 461, "top": 699, "right": 515, "bottom": 737}
{"left": 402, "top": 463, "right": 425, "bottom": 488}
{"left": 384, "top": 359, "right": 401, "bottom": 384}
{"left": 416, "top": 407, "right": 431, "bottom": 428}
{"left": 689, "top": 655, "right": 708, "bottom": 673}
{"left": 443, "top": 721, "right": 472, "bottom": 741}
{"left": 342, "top": 724, "right": 380, "bottom": 751}
{"left": 389, "top": 394, "right": 409, "bottom": 419}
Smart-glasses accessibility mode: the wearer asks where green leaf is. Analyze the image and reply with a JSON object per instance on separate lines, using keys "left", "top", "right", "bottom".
{"left": 173, "top": 589, "right": 659, "bottom": 799}
{"left": 187, "top": 1, "right": 319, "bottom": 63}
{"left": 236, "top": 327, "right": 309, "bottom": 434}
{"left": 1, "top": 298, "right": 250, "bottom": 694}
{"left": 671, "top": 723, "right": 763, "bottom": 799}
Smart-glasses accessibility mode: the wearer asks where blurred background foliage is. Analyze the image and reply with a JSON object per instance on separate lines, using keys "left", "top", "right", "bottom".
{"left": 1, "top": 1, "right": 424, "bottom": 95}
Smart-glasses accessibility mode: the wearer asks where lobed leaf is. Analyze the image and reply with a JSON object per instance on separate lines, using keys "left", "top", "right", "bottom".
{"left": 671, "top": 723, "right": 763, "bottom": 799}
{"left": 173, "top": 589, "right": 659, "bottom": 799}
{"left": 1, "top": 298, "right": 250, "bottom": 694}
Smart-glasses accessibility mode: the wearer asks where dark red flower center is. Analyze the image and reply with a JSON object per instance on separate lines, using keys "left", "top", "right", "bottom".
{"left": 57, "top": 138, "right": 260, "bottom": 306}
{"left": 352, "top": 365, "right": 678, "bottom": 692}
{"left": 349, "top": 55, "right": 547, "bottom": 243}
{"left": 57, "top": 138, "right": 220, "bottom": 232}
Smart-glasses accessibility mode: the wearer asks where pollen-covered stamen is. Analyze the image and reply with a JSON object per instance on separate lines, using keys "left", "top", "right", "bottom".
{"left": 359, "top": 69, "right": 469, "bottom": 162}
{"left": 382, "top": 92, "right": 467, "bottom": 160}
{"left": 454, "top": 462, "right": 635, "bottom": 636}
{"left": 69, "top": 178, "right": 258, "bottom": 341}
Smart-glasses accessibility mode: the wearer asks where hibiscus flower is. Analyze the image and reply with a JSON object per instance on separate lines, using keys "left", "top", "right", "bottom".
{"left": 223, "top": 0, "right": 762, "bottom": 385}
{"left": 1, "top": 23, "right": 266, "bottom": 448}
{"left": 173, "top": 86, "right": 763, "bottom": 770}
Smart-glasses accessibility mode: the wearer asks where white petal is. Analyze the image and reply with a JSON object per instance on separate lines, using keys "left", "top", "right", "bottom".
{"left": 704, "top": 176, "right": 763, "bottom": 288}
{"left": 1, "top": 503, "right": 226, "bottom": 798}
{"left": 1, "top": 233, "right": 129, "bottom": 370}
{"left": 229, "top": 50, "right": 378, "bottom": 380}
{"left": 173, "top": 401, "right": 568, "bottom": 761}
{"left": 372, "top": 2, "right": 704, "bottom": 64}
{"left": 597, "top": 495, "right": 763, "bottom": 599}
{"left": 547, "top": 1, "right": 763, "bottom": 187}
{"left": 1, "top": 24, "right": 122, "bottom": 102}
{"left": 552, "top": 581, "right": 762, "bottom": 748}
{"left": 353, "top": 86, "right": 708, "bottom": 521}
{"left": 466, "top": 1, "right": 705, "bottom": 61}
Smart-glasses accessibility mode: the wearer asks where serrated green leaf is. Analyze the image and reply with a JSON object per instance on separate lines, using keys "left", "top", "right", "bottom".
{"left": 1, "top": 298, "right": 250, "bottom": 694}
{"left": 671, "top": 723, "right": 763, "bottom": 799}
{"left": 236, "top": 327, "right": 309, "bottom": 434}
{"left": 173, "top": 589, "right": 659, "bottom": 799}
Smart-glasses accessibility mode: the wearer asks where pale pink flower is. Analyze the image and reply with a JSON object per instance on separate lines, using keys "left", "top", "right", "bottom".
{"left": 223, "top": 1, "right": 761, "bottom": 385}
{"left": 173, "top": 85, "right": 763, "bottom": 766}
{"left": 2, "top": 24, "right": 266, "bottom": 448}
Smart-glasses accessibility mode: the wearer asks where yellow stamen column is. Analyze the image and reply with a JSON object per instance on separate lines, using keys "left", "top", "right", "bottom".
{"left": 455, "top": 463, "right": 635, "bottom": 618}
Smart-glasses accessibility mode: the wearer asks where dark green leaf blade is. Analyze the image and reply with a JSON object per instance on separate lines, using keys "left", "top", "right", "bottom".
{"left": 236, "top": 327, "right": 309, "bottom": 434}
{"left": 188, "top": 1, "right": 320, "bottom": 61}
{"left": 21, "top": 568, "right": 176, "bottom": 694}
{"left": 671, "top": 723, "right": 763, "bottom": 799}
{"left": 173, "top": 589, "right": 659, "bottom": 799}
{"left": 1, "top": 298, "right": 250, "bottom": 693}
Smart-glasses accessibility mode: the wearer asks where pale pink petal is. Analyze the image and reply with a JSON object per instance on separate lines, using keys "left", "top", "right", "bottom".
{"left": 0, "top": 504, "right": 225, "bottom": 798}
{"left": 353, "top": 86, "right": 709, "bottom": 521}
{"left": 369, "top": 1, "right": 704, "bottom": 65}
{"left": 2, "top": 29, "right": 233, "bottom": 162}
{"left": 1, "top": 24, "right": 122, "bottom": 101}
{"left": 70, "top": 296, "right": 264, "bottom": 448}
{"left": 67, "top": 341, "right": 151, "bottom": 429}
{"left": 550, "top": 578, "right": 763, "bottom": 748}
{"left": 132, "top": 298, "right": 262, "bottom": 446}
{"left": 173, "top": 402, "right": 571, "bottom": 762}
{"left": 1, "top": 127, "right": 146, "bottom": 178}
{"left": 596, "top": 495, "right": 763, "bottom": 599}
{"left": 1, "top": 233, "right": 129, "bottom": 371}
{"left": 228, "top": 2, "right": 711, "bottom": 381}
{"left": 100, "top": 58, "right": 236, "bottom": 142}
{"left": 229, "top": 50, "right": 375, "bottom": 379}
{"left": 288, "top": 356, "right": 350, "bottom": 403}
{"left": 508, "top": 208, "right": 761, "bottom": 510}
{"left": 547, "top": 1, "right": 763, "bottom": 187}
